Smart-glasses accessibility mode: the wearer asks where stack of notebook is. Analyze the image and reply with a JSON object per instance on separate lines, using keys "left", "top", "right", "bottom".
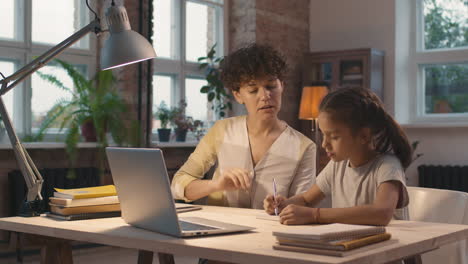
{"left": 273, "top": 223, "right": 391, "bottom": 257}
{"left": 46, "top": 185, "right": 121, "bottom": 220}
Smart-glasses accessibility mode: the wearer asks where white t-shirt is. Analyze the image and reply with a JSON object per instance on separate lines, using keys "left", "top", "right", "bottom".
{"left": 316, "top": 154, "right": 409, "bottom": 220}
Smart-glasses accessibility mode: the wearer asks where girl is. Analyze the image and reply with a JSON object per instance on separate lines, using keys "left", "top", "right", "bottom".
{"left": 264, "top": 87, "right": 411, "bottom": 226}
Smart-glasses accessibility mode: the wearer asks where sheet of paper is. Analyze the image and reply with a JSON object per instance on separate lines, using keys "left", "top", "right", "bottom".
{"left": 256, "top": 211, "right": 280, "bottom": 221}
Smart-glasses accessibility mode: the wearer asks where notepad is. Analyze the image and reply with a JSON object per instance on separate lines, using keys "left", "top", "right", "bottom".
{"left": 256, "top": 211, "right": 280, "bottom": 221}
{"left": 273, "top": 223, "right": 386, "bottom": 241}
{"left": 276, "top": 233, "right": 392, "bottom": 251}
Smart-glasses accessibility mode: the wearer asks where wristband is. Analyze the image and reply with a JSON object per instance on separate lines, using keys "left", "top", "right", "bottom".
{"left": 315, "top": 208, "right": 321, "bottom": 224}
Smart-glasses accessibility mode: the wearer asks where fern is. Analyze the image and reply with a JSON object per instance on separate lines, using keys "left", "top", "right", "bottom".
{"left": 34, "top": 59, "right": 134, "bottom": 173}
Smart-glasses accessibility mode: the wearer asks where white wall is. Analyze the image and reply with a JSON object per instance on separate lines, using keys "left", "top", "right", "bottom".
{"left": 309, "top": 0, "right": 468, "bottom": 186}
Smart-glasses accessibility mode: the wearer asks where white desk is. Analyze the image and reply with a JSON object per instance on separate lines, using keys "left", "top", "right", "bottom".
{"left": 0, "top": 205, "right": 467, "bottom": 264}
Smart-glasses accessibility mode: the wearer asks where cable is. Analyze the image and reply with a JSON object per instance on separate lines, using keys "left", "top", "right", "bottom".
{"left": 0, "top": 72, "right": 6, "bottom": 80}
{"left": 86, "top": 0, "right": 98, "bottom": 20}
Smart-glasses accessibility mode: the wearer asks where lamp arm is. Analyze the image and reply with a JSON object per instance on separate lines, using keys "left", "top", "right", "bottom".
{"left": 0, "top": 19, "right": 101, "bottom": 203}
{"left": 0, "top": 19, "right": 102, "bottom": 96}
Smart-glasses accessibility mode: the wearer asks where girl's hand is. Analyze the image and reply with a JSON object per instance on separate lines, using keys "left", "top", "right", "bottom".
{"left": 263, "top": 194, "right": 287, "bottom": 215}
{"left": 279, "top": 204, "right": 316, "bottom": 225}
{"left": 213, "top": 168, "right": 252, "bottom": 191}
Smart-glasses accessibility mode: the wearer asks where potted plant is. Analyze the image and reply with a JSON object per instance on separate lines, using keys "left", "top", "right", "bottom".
{"left": 34, "top": 59, "right": 130, "bottom": 169}
{"left": 198, "top": 44, "right": 232, "bottom": 118}
{"left": 154, "top": 101, "right": 172, "bottom": 142}
{"left": 171, "top": 100, "right": 202, "bottom": 142}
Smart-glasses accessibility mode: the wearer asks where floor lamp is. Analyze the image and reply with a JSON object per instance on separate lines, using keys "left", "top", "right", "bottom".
{"left": 0, "top": 0, "right": 156, "bottom": 216}
{"left": 298, "top": 85, "right": 328, "bottom": 168}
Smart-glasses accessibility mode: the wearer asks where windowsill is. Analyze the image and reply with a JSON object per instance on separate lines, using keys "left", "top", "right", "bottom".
{"left": 151, "top": 141, "right": 199, "bottom": 148}
{"left": 401, "top": 122, "right": 468, "bottom": 129}
{"left": 0, "top": 142, "right": 100, "bottom": 150}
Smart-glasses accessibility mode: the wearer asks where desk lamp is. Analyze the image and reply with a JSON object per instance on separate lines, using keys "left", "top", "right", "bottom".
{"left": 0, "top": 0, "right": 156, "bottom": 216}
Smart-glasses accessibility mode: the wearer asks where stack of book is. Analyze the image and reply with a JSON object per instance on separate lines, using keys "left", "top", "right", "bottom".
{"left": 46, "top": 185, "right": 121, "bottom": 221}
{"left": 273, "top": 223, "right": 391, "bottom": 257}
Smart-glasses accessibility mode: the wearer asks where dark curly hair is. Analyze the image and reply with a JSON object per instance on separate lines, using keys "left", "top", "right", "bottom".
{"left": 220, "top": 43, "right": 288, "bottom": 92}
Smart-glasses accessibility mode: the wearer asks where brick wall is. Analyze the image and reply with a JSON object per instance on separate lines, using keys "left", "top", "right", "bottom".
{"left": 229, "top": 0, "right": 310, "bottom": 130}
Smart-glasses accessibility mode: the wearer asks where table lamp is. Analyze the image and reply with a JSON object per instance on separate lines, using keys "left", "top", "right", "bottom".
{"left": 299, "top": 85, "right": 328, "bottom": 134}
{"left": 0, "top": 0, "right": 156, "bottom": 216}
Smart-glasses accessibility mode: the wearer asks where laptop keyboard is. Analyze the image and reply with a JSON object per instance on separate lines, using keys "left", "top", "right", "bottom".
{"left": 179, "top": 221, "right": 220, "bottom": 231}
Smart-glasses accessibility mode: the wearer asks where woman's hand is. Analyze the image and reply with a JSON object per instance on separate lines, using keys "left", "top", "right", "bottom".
{"left": 213, "top": 168, "right": 253, "bottom": 191}
{"left": 263, "top": 194, "right": 287, "bottom": 215}
{"left": 279, "top": 204, "right": 316, "bottom": 225}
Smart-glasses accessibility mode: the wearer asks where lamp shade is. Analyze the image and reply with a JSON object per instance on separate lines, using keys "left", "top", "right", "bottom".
{"left": 100, "top": 5, "right": 156, "bottom": 70}
{"left": 298, "top": 86, "right": 328, "bottom": 120}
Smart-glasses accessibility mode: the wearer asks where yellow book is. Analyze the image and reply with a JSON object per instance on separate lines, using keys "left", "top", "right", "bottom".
{"left": 54, "top": 185, "right": 117, "bottom": 199}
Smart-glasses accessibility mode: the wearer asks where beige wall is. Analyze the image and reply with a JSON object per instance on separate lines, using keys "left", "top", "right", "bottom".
{"left": 309, "top": 0, "right": 468, "bottom": 185}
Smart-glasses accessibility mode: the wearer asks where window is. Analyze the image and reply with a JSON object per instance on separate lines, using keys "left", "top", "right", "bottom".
{"left": 151, "top": 0, "right": 225, "bottom": 132}
{"left": 412, "top": 0, "right": 468, "bottom": 123}
{"left": 0, "top": 0, "right": 95, "bottom": 138}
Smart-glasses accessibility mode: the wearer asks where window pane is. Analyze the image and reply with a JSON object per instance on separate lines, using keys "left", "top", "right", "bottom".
{"left": 424, "top": 63, "right": 468, "bottom": 114}
{"left": 153, "top": 0, "right": 175, "bottom": 58}
{"left": 32, "top": 0, "right": 89, "bottom": 49}
{"left": 31, "top": 65, "right": 75, "bottom": 129}
{"left": 423, "top": 0, "right": 468, "bottom": 50}
{"left": 186, "top": 1, "right": 219, "bottom": 62}
{"left": 185, "top": 78, "right": 208, "bottom": 121}
{"left": 153, "top": 74, "right": 174, "bottom": 129}
{"left": 0, "top": 0, "right": 15, "bottom": 40}
{"left": 0, "top": 61, "right": 15, "bottom": 121}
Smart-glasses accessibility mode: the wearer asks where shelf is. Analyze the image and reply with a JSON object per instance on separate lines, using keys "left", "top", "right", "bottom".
{"left": 401, "top": 123, "right": 468, "bottom": 128}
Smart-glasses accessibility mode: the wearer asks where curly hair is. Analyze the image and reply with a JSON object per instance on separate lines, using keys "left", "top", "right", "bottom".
{"left": 220, "top": 43, "right": 288, "bottom": 92}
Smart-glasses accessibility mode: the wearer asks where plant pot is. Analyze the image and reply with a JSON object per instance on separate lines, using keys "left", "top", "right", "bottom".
{"left": 157, "top": 128, "right": 171, "bottom": 142}
{"left": 175, "top": 128, "right": 188, "bottom": 142}
{"left": 80, "top": 120, "right": 97, "bottom": 142}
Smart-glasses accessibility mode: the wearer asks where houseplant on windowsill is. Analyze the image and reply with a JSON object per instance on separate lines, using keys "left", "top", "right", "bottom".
{"left": 171, "top": 100, "right": 202, "bottom": 142}
{"left": 154, "top": 101, "right": 172, "bottom": 142}
{"left": 33, "top": 59, "right": 131, "bottom": 173}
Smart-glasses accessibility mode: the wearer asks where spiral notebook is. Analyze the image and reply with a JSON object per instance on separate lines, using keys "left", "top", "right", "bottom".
{"left": 273, "top": 223, "right": 386, "bottom": 241}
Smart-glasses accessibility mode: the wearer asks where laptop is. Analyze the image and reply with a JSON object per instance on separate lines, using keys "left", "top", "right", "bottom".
{"left": 106, "top": 147, "right": 254, "bottom": 237}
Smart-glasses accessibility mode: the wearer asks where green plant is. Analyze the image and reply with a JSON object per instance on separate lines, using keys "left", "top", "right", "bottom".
{"left": 171, "top": 100, "right": 201, "bottom": 132}
{"left": 154, "top": 101, "right": 172, "bottom": 129}
{"left": 411, "top": 141, "right": 424, "bottom": 164}
{"left": 34, "top": 59, "right": 131, "bottom": 173}
{"left": 198, "top": 44, "right": 232, "bottom": 118}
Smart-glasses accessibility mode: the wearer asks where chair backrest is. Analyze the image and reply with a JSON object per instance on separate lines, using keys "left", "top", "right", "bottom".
{"left": 407, "top": 186, "right": 468, "bottom": 264}
{"left": 407, "top": 186, "right": 468, "bottom": 224}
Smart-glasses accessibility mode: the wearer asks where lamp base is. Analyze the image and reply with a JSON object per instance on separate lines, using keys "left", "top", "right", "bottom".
{"left": 19, "top": 198, "right": 45, "bottom": 217}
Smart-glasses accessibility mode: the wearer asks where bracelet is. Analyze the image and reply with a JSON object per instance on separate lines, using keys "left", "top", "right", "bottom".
{"left": 315, "top": 208, "right": 321, "bottom": 224}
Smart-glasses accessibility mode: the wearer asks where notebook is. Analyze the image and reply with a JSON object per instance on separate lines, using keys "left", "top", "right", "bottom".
{"left": 276, "top": 233, "right": 392, "bottom": 251}
{"left": 273, "top": 223, "right": 386, "bottom": 241}
{"left": 44, "top": 211, "right": 121, "bottom": 221}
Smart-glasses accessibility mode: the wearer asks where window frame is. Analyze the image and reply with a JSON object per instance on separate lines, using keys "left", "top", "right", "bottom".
{"left": 152, "top": 0, "right": 227, "bottom": 135}
{"left": 0, "top": 0, "right": 96, "bottom": 140}
{"left": 410, "top": 0, "right": 468, "bottom": 124}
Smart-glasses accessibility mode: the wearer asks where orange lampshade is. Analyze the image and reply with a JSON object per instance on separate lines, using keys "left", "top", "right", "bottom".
{"left": 298, "top": 86, "right": 328, "bottom": 120}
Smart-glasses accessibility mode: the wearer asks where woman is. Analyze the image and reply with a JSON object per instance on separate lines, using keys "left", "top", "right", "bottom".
{"left": 171, "top": 44, "right": 316, "bottom": 209}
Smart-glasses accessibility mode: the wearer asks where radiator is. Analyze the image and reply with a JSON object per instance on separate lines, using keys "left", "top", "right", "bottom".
{"left": 8, "top": 168, "right": 100, "bottom": 216}
{"left": 418, "top": 165, "right": 468, "bottom": 192}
